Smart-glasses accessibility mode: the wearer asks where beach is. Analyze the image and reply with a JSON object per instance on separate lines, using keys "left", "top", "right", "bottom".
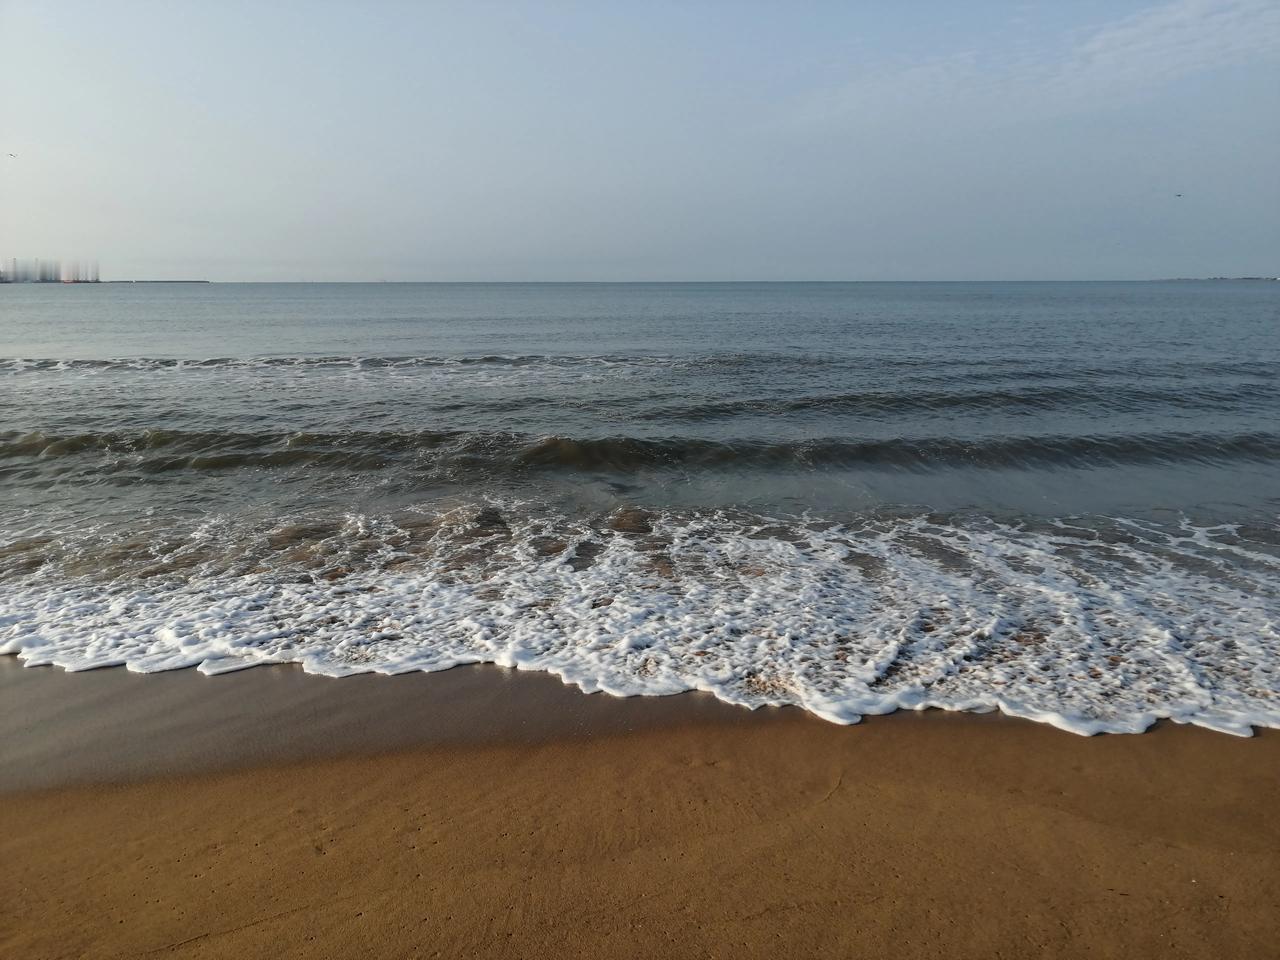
{"left": 3, "top": 659, "right": 1278, "bottom": 959}
{"left": 6, "top": 1, "right": 1279, "bottom": 954}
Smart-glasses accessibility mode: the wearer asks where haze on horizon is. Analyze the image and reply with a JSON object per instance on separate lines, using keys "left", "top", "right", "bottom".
{"left": 1, "top": 0, "right": 1277, "bottom": 283}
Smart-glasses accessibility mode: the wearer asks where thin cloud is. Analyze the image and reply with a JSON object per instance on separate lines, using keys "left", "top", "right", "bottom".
{"left": 1053, "top": 0, "right": 1280, "bottom": 102}
{"left": 804, "top": 0, "right": 1280, "bottom": 127}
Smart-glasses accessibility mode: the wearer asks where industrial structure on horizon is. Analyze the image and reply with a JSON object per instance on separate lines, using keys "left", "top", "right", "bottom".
{"left": 0, "top": 259, "right": 101, "bottom": 283}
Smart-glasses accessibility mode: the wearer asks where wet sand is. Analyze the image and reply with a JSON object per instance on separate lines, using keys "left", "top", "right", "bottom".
{"left": 2, "top": 658, "right": 1278, "bottom": 958}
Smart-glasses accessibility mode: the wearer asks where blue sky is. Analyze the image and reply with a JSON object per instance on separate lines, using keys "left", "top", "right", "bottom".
{"left": 2, "top": 0, "right": 1277, "bottom": 280}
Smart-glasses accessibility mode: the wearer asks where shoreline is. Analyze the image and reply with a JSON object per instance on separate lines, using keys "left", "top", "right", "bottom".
{"left": 3, "top": 658, "right": 1279, "bottom": 957}
{"left": 0, "top": 655, "right": 797, "bottom": 792}
{"left": 1, "top": 654, "right": 1273, "bottom": 792}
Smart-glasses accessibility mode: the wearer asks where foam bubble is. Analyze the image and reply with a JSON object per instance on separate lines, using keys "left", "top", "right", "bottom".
{"left": 2, "top": 507, "right": 1277, "bottom": 736}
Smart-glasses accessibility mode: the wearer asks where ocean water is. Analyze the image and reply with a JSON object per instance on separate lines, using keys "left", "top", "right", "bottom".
{"left": 2, "top": 280, "right": 1278, "bottom": 735}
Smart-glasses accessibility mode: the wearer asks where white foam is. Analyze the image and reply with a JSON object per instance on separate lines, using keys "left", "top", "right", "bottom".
{"left": 2, "top": 509, "right": 1277, "bottom": 736}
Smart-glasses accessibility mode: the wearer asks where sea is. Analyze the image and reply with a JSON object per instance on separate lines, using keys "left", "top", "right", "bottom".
{"left": 2, "top": 281, "right": 1278, "bottom": 735}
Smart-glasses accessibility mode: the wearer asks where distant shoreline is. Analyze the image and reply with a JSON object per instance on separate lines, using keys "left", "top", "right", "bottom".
{"left": 0, "top": 280, "right": 211, "bottom": 285}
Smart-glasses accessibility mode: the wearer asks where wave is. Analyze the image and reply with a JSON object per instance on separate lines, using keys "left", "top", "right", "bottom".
{"left": 0, "top": 354, "right": 680, "bottom": 372}
{"left": 5, "top": 427, "right": 1280, "bottom": 476}
{"left": 512, "top": 432, "right": 1280, "bottom": 470}
{"left": 5, "top": 354, "right": 1279, "bottom": 378}
{"left": 3, "top": 505, "right": 1277, "bottom": 736}
{"left": 639, "top": 383, "right": 1279, "bottom": 420}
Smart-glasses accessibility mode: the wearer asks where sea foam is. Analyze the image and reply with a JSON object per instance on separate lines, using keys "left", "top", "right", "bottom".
{"left": 2, "top": 506, "right": 1277, "bottom": 736}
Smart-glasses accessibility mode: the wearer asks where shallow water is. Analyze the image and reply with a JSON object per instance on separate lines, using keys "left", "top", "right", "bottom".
{"left": 3, "top": 281, "right": 1278, "bottom": 734}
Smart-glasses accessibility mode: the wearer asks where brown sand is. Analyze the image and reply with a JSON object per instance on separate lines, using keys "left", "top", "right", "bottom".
{"left": 2, "top": 661, "right": 1278, "bottom": 958}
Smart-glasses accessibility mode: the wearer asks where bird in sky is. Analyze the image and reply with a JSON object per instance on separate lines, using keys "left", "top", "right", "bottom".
{"left": 5, "top": 153, "right": 15, "bottom": 158}
{"left": 1175, "top": 193, "right": 1183, "bottom": 197}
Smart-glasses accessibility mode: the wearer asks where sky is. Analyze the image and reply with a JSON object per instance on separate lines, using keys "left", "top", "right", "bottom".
{"left": 1, "top": 0, "right": 1278, "bottom": 281}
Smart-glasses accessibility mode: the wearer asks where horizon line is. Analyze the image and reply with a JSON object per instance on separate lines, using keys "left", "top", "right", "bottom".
{"left": 73, "top": 276, "right": 1280, "bottom": 285}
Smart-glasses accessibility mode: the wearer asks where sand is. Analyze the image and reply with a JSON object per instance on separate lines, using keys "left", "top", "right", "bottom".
{"left": 2, "top": 659, "right": 1278, "bottom": 959}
